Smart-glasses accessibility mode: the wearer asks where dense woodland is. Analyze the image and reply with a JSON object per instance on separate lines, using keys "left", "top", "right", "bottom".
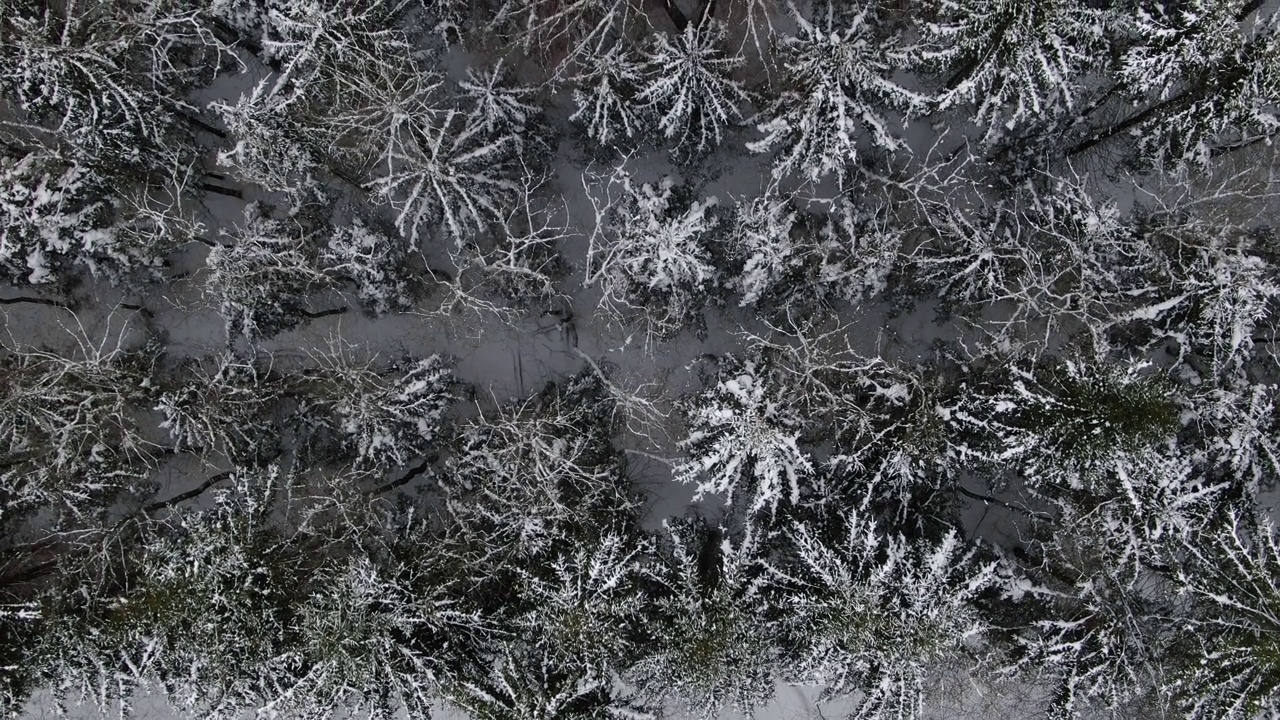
{"left": 2, "top": 0, "right": 1280, "bottom": 718}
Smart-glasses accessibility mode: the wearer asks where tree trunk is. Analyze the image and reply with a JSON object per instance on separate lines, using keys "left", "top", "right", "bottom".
{"left": 0, "top": 296, "right": 67, "bottom": 309}
{"left": 199, "top": 181, "right": 243, "bottom": 199}
{"left": 1212, "top": 129, "right": 1278, "bottom": 158}
{"left": 179, "top": 111, "right": 226, "bottom": 139}
{"left": 663, "top": 0, "right": 690, "bottom": 32}
{"left": 955, "top": 484, "right": 1054, "bottom": 522}
{"left": 1067, "top": 90, "right": 1196, "bottom": 157}
{"left": 299, "top": 307, "right": 349, "bottom": 320}
{"left": 944, "top": 13, "right": 1016, "bottom": 92}
{"left": 143, "top": 472, "right": 232, "bottom": 513}
{"left": 1238, "top": 0, "right": 1266, "bottom": 22}
{"left": 365, "top": 455, "right": 437, "bottom": 496}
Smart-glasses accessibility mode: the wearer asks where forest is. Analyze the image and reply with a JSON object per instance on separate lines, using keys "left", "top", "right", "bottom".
{"left": 1, "top": 0, "right": 1279, "bottom": 718}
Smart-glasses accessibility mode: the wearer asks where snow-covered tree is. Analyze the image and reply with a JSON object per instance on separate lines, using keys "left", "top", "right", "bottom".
{"left": 914, "top": 0, "right": 1111, "bottom": 144}
{"left": 203, "top": 203, "right": 334, "bottom": 343}
{"left": 298, "top": 349, "right": 454, "bottom": 475}
{"left": 0, "top": 597, "right": 40, "bottom": 713}
{"left": 26, "top": 463, "right": 466, "bottom": 719}
{"left": 209, "top": 78, "right": 329, "bottom": 204}
{"left": 0, "top": 142, "right": 187, "bottom": 287}
{"left": 503, "top": 532, "right": 655, "bottom": 693}
{"left": 907, "top": 190, "right": 1032, "bottom": 312}
{"left": 998, "top": 176, "right": 1152, "bottom": 341}
{"left": 442, "top": 641, "right": 653, "bottom": 720}
{"left": 436, "top": 179, "right": 569, "bottom": 318}
{"left": 908, "top": 174, "right": 1156, "bottom": 344}
{"left": 206, "top": 0, "right": 442, "bottom": 201}
{"left": 1176, "top": 512, "right": 1280, "bottom": 719}
{"left": 210, "top": 0, "right": 412, "bottom": 83}
{"left": 155, "top": 353, "right": 283, "bottom": 463}
{"left": 320, "top": 218, "right": 419, "bottom": 316}
{"left": 442, "top": 373, "right": 637, "bottom": 562}
{"left": 1001, "top": 546, "right": 1182, "bottom": 720}
{"left": 584, "top": 168, "right": 720, "bottom": 340}
{"left": 1067, "top": 445, "right": 1227, "bottom": 584}
{"left": 28, "top": 466, "right": 307, "bottom": 718}
{"left": 276, "top": 551, "right": 446, "bottom": 719}
{"left": 674, "top": 355, "right": 814, "bottom": 516}
{"left": 732, "top": 321, "right": 952, "bottom": 521}
{"left": 1072, "top": 0, "right": 1280, "bottom": 168}
{"left": 813, "top": 198, "right": 908, "bottom": 307}
{"left": 1116, "top": 207, "right": 1280, "bottom": 379}
{"left": 0, "top": 324, "right": 159, "bottom": 523}
{"left": 728, "top": 194, "right": 905, "bottom": 317}
{"left": 767, "top": 510, "right": 998, "bottom": 719}
{"left": 490, "top": 0, "right": 637, "bottom": 70}
{"left": 0, "top": 0, "right": 225, "bottom": 172}
{"left": 728, "top": 193, "right": 805, "bottom": 309}
{"left": 750, "top": 2, "right": 923, "bottom": 183}
{"left": 277, "top": 41, "right": 523, "bottom": 244}
{"left": 943, "top": 354, "right": 1182, "bottom": 494}
{"left": 105, "top": 183, "right": 206, "bottom": 288}
{"left": 636, "top": 19, "right": 751, "bottom": 156}
{"left": 458, "top": 61, "right": 546, "bottom": 161}
{"left": 824, "top": 359, "right": 952, "bottom": 521}
{"left": 569, "top": 39, "right": 646, "bottom": 147}
{"left": 0, "top": 149, "right": 116, "bottom": 286}
{"left": 1182, "top": 382, "right": 1280, "bottom": 497}
{"left": 437, "top": 376, "right": 652, "bottom": 718}
{"left": 370, "top": 105, "right": 520, "bottom": 242}
{"left": 630, "top": 518, "right": 781, "bottom": 718}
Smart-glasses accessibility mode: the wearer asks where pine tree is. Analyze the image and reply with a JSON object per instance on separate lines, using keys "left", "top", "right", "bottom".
{"left": 1118, "top": 208, "right": 1280, "bottom": 378}
{"left": 767, "top": 509, "right": 997, "bottom": 719}
{"left": 0, "top": 0, "right": 226, "bottom": 173}
{"left": 728, "top": 195, "right": 903, "bottom": 318}
{"left": 675, "top": 355, "right": 814, "bottom": 516}
{"left": 442, "top": 641, "right": 653, "bottom": 719}
{"left": 1072, "top": 0, "right": 1280, "bottom": 168}
{"left": 510, "top": 532, "right": 654, "bottom": 677}
{"left": 915, "top": 0, "right": 1111, "bottom": 144}
{"left": 437, "top": 375, "right": 653, "bottom": 719}
{"left": 570, "top": 39, "right": 646, "bottom": 147}
{"left": 1183, "top": 382, "right": 1280, "bottom": 496}
{"left": 370, "top": 106, "right": 521, "bottom": 242}
{"left": 1176, "top": 512, "right": 1280, "bottom": 719}
{"left": 203, "top": 203, "right": 334, "bottom": 343}
{"left": 584, "top": 168, "right": 720, "bottom": 340}
{"left": 732, "top": 323, "right": 952, "bottom": 524}
{"left": 297, "top": 350, "right": 455, "bottom": 475}
{"left": 277, "top": 551, "right": 446, "bottom": 719}
{"left": 823, "top": 357, "right": 953, "bottom": 523}
{"left": 0, "top": 148, "right": 116, "bottom": 286}
{"left": 636, "top": 18, "right": 750, "bottom": 156}
{"left": 728, "top": 193, "right": 806, "bottom": 310}
{"left": 750, "top": 1, "right": 923, "bottom": 184}
{"left": 942, "top": 354, "right": 1181, "bottom": 494}
{"left": 28, "top": 467, "right": 309, "bottom": 718}
{"left": 630, "top": 518, "right": 781, "bottom": 718}
{"left": 459, "top": 61, "right": 545, "bottom": 162}
{"left": 1002, "top": 548, "right": 1182, "bottom": 720}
